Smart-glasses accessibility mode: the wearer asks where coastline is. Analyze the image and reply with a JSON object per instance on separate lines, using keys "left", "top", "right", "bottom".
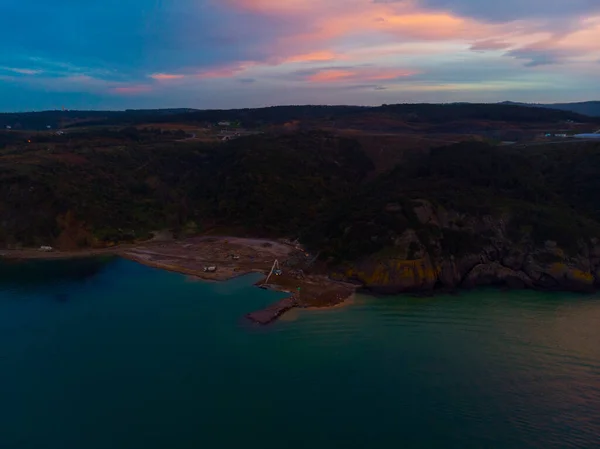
{"left": 0, "top": 236, "right": 357, "bottom": 325}
{"left": 301, "top": 293, "right": 355, "bottom": 311}
{"left": 122, "top": 243, "right": 358, "bottom": 324}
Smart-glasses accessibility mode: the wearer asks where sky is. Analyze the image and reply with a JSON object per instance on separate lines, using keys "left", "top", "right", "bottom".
{"left": 0, "top": 0, "right": 599, "bottom": 111}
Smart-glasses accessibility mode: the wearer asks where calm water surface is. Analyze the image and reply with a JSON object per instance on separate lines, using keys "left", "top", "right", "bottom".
{"left": 1, "top": 258, "right": 600, "bottom": 449}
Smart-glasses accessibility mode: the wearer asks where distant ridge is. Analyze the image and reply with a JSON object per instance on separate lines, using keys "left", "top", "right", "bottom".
{"left": 499, "top": 101, "right": 600, "bottom": 117}
{"left": 1, "top": 102, "right": 599, "bottom": 130}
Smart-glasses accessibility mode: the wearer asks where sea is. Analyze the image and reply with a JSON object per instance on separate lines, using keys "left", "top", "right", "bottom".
{"left": 1, "top": 257, "right": 600, "bottom": 449}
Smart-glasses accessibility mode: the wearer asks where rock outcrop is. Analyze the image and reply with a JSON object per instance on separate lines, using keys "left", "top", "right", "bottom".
{"left": 462, "top": 262, "right": 533, "bottom": 289}
{"left": 344, "top": 256, "right": 438, "bottom": 294}
{"left": 333, "top": 200, "right": 600, "bottom": 295}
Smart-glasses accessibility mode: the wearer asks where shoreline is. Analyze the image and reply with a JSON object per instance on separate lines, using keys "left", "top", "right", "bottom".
{"left": 0, "top": 237, "right": 356, "bottom": 325}
{"left": 301, "top": 293, "right": 355, "bottom": 311}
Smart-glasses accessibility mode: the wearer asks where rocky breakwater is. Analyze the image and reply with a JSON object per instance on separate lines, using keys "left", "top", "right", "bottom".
{"left": 246, "top": 295, "right": 298, "bottom": 325}
{"left": 331, "top": 200, "right": 600, "bottom": 295}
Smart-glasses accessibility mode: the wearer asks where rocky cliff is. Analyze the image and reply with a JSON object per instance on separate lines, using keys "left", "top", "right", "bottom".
{"left": 330, "top": 200, "right": 600, "bottom": 294}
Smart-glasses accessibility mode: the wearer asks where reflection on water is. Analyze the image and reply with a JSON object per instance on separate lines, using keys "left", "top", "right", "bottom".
{"left": 0, "top": 261, "right": 599, "bottom": 449}
{"left": 0, "top": 256, "right": 115, "bottom": 288}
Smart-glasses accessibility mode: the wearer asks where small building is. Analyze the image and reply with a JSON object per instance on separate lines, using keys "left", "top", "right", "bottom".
{"left": 218, "top": 121, "right": 231, "bottom": 127}
{"left": 204, "top": 266, "right": 217, "bottom": 273}
{"left": 39, "top": 246, "right": 54, "bottom": 252}
{"left": 5, "top": 125, "right": 11, "bottom": 130}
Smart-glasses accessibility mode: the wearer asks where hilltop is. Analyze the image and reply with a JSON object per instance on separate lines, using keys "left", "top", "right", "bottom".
{"left": 500, "top": 101, "right": 600, "bottom": 117}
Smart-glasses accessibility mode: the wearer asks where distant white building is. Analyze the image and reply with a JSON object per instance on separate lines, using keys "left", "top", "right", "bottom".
{"left": 5, "top": 125, "right": 11, "bottom": 130}
{"left": 218, "top": 121, "right": 231, "bottom": 127}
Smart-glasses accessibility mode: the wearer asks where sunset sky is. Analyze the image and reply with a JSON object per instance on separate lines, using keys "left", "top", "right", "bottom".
{"left": 1, "top": 0, "right": 599, "bottom": 111}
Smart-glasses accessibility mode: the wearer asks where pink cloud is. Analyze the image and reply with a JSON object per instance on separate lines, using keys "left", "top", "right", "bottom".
{"left": 194, "top": 62, "right": 254, "bottom": 79}
{"left": 223, "top": 0, "right": 600, "bottom": 71}
{"left": 227, "top": 0, "right": 494, "bottom": 44}
{"left": 131, "top": 1, "right": 600, "bottom": 96}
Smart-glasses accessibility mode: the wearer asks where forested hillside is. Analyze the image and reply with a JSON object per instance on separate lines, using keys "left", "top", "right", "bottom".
{"left": 2, "top": 121, "right": 600, "bottom": 293}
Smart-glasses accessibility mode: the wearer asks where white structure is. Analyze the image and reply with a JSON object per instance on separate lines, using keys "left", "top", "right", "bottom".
{"left": 264, "top": 259, "right": 282, "bottom": 285}
{"left": 39, "top": 246, "right": 54, "bottom": 252}
{"left": 218, "top": 121, "right": 231, "bottom": 126}
{"left": 574, "top": 134, "right": 600, "bottom": 139}
{"left": 5, "top": 125, "right": 11, "bottom": 130}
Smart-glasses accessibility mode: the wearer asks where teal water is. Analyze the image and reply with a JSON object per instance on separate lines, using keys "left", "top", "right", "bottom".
{"left": 1, "top": 258, "right": 600, "bottom": 449}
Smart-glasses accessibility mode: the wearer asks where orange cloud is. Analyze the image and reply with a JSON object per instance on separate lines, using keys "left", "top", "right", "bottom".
{"left": 283, "top": 51, "right": 341, "bottom": 63}
{"left": 146, "top": 2, "right": 600, "bottom": 90}
{"left": 552, "top": 18, "right": 600, "bottom": 55}
{"left": 231, "top": 0, "right": 494, "bottom": 45}
{"left": 306, "top": 67, "right": 418, "bottom": 83}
